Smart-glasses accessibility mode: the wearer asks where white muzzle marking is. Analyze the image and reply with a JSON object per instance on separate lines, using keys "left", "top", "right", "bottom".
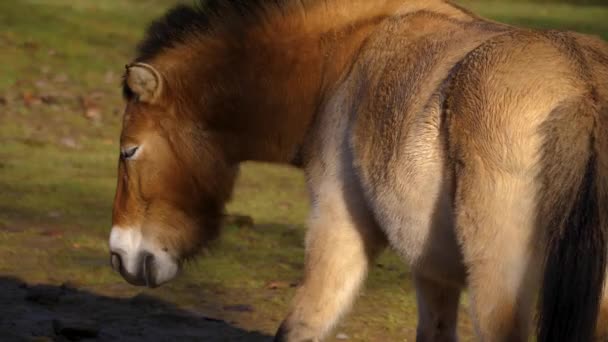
{"left": 109, "top": 226, "right": 179, "bottom": 286}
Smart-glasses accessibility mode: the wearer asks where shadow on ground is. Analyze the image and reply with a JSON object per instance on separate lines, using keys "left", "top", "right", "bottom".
{"left": 0, "top": 277, "right": 272, "bottom": 342}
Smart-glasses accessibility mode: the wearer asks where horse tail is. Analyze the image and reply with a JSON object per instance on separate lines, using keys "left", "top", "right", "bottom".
{"left": 537, "top": 99, "right": 607, "bottom": 342}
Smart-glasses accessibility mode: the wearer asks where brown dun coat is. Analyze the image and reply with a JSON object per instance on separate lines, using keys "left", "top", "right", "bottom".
{"left": 109, "top": 1, "right": 608, "bottom": 341}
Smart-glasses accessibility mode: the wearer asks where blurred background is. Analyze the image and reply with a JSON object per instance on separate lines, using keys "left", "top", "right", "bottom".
{"left": 0, "top": 1, "right": 606, "bottom": 341}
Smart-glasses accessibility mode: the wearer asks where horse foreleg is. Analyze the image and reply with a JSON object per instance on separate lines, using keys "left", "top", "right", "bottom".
{"left": 274, "top": 182, "right": 386, "bottom": 342}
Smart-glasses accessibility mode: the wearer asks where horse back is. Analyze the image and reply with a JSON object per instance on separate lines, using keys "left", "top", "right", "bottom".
{"left": 345, "top": 4, "right": 608, "bottom": 283}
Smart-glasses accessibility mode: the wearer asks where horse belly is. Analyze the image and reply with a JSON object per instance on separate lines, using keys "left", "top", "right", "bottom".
{"left": 373, "top": 140, "right": 464, "bottom": 285}
{"left": 351, "top": 94, "right": 465, "bottom": 286}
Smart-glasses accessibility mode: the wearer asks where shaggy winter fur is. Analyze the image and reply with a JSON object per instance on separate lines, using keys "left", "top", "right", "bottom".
{"left": 110, "top": 1, "right": 608, "bottom": 341}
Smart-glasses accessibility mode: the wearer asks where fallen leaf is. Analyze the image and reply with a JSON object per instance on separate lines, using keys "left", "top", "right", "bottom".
{"left": 265, "top": 281, "right": 291, "bottom": 290}
{"left": 21, "top": 91, "right": 39, "bottom": 106}
{"left": 85, "top": 106, "right": 101, "bottom": 121}
{"left": 80, "top": 96, "right": 102, "bottom": 122}
{"left": 22, "top": 41, "right": 39, "bottom": 51}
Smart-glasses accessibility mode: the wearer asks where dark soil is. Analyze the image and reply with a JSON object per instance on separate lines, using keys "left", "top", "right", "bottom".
{"left": 0, "top": 277, "right": 271, "bottom": 342}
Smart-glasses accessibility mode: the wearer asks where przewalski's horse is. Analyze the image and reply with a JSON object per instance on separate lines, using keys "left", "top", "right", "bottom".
{"left": 108, "top": 1, "right": 608, "bottom": 341}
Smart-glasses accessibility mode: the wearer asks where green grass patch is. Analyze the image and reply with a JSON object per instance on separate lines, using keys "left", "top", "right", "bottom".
{"left": 461, "top": 1, "right": 608, "bottom": 40}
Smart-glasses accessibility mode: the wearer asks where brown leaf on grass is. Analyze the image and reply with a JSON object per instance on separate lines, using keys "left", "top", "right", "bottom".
{"left": 21, "top": 91, "right": 40, "bottom": 107}
{"left": 22, "top": 41, "right": 39, "bottom": 51}
{"left": 80, "top": 96, "right": 102, "bottom": 123}
{"left": 85, "top": 106, "right": 102, "bottom": 122}
{"left": 0, "top": 96, "right": 6, "bottom": 105}
{"left": 265, "top": 281, "right": 293, "bottom": 290}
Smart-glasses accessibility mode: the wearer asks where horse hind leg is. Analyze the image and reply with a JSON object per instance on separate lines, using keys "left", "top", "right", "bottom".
{"left": 453, "top": 158, "right": 542, "bottom": 341}
{"left": 413, "top": 273, "right": 461, "bottom": 342}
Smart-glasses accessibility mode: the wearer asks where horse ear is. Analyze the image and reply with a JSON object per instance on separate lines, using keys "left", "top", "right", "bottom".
{"left": 125, "top": 63, "right": 163, "bottom": 103}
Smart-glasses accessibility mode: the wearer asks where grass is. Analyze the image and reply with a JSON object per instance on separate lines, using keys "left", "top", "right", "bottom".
{"left": 461, "top": 1, "right": 608, "bottom": 40}
{"left": 0, "top": 0, "right": 606, "bottom": 340}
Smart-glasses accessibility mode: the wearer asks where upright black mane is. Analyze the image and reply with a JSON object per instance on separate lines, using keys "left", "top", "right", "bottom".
{"left": 135, "top": 0, "right": 285, "bottom": 62}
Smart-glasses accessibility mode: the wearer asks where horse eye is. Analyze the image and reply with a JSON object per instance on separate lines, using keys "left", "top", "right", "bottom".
{"left": 120, "top": 146, "right": 139, "bottom": 160}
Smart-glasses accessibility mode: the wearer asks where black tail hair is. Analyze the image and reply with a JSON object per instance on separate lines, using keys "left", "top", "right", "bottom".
{"left": 538, "top": 143, "right": 606, "bottom": 341}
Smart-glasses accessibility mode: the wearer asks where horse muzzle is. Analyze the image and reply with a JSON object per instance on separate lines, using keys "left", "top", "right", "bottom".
{"left": 109, "top": 226, "right": 179, "bottom": 288}
{"left": 110, "top": 251, "right": 159, "bottom": 288}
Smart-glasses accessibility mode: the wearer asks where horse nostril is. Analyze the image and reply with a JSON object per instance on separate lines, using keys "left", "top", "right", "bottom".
{"left": 142, "top": 253, "right": 157, "bottom": 288}
{"left": 110, "top": 252, "right": 122, "bottom": 272}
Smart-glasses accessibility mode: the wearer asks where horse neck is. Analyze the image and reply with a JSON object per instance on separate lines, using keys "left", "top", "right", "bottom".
{"left": 180, "top": 0, "right": 442, "bottom": 165}
{"left": 229, "top": 7, "right": 409, "bottom": 165}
